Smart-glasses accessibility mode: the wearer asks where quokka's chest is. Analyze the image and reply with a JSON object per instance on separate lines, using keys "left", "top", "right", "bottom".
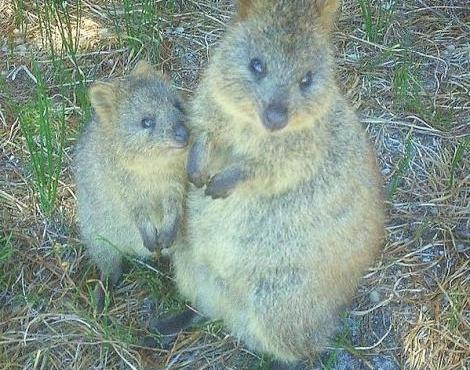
{"left": 190, "top": 186, "right": 315, "bottom": 254}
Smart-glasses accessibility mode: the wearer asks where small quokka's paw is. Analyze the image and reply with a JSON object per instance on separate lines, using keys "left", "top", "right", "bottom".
{"left": 137, "top": 219, "right": 158, "bottom": 252}
{"left": 205, "top": 167, "right": 245, "bottom": 199}
{"left": 156, "top": 223, "right": 178, "bottom": 250}
{"left": 142, "top": 228, "right": 158, "bottom": 252}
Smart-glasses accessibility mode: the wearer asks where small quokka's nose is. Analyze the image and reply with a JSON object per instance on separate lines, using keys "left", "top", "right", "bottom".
{"left": 173, "top": 122, "right": 189, "bottom": 146}
{"left": 262, "top": 102, "right": 288, "bottom": 131}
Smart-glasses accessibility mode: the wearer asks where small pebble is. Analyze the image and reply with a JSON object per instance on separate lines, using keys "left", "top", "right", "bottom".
{"left": 456, "top": 243, "right": 467, "bottom": 253}
{"left": 446, "top": 44, "right": 456, "bottom": 53}
{"left": 369, "top": 290, "right": 381, "bottom": 304}
{"left": 174, "top": 26, "right": 185, "bottom": 34}
{"left": 347, "top": 52, "right": 360, "bottom": 62}
{"left": 99, "top": 28, "right": 110, "bottom": 39}
{"left": 15, "top": 44, "right": 27, "bottom": 56}
{"left": 381, "top": 167, "right": 391, "bottom": 176}
{"left": 371, "top": 356, "right": 400, "bottom": 370}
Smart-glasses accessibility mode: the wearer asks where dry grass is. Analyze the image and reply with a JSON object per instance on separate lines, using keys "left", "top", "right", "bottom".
{"left": 0, "top": 0, "right": 468, "bottom": 369}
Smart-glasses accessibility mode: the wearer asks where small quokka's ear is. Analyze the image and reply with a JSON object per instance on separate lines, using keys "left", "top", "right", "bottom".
{"left": 89, "top": 82, "right": 118, "bottom": 125}
{"left": 236, "top": 0, "right": 254, "bottom": 21}
{"left": 131, "top": 60, "right": 155, "bottom": 77}
{"left": 314, "top": 0, "right": 340, "bottom": 27}
{"left": 131, "top": 60, "right": 170, "bottom": 82}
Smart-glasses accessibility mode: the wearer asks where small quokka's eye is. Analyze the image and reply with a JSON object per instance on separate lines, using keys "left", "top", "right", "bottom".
{"left": 174, "top": 100, "right": 185, "bottom": 113}
{"left": 249, "top": 58, "right": 265, "bottom": 77}
{"left": 141, "top": 117, "right": 156, "bottom": 129}
{"left": 299, "top": 71, "right": 313, "bottom": 91}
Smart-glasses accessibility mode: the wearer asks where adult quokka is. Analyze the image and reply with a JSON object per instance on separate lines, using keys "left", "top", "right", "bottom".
{"left": 155, "top": 1, "right": 385, "bottom": 368}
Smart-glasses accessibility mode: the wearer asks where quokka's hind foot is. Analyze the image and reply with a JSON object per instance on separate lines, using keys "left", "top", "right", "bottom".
{"left": 268, "top": 360, "right": 303, "bottom": 370}
{"left": 146, "top": 308, "right": 200, "bottom": 347}
{"left": 149, "top": 308, "right": 198, "bottom": 335}
{"left": 93, "top": 282, "right": 107, "bottom": 314}
{"left": 93, "top": 267, "right": 122, "bottom": 314}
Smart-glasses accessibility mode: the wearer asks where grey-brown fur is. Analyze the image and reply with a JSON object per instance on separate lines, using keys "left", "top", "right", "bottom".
{"left": 172, "top": 0, "right": 385, "bottom": 366}
{"left": 73, "top": 61, "right": 188, "bottom": 310}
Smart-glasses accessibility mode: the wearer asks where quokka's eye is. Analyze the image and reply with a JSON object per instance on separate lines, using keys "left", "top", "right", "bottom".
{"left": 174, "top": 100, "right": 185, "bottom": 113}
{"left": 249, "top": 58, "right": 265, "bottom": 77}
{"left": 141, "top": 117, "right": 156, "bottom": 129}
{"left": 299, "top": 71, "right": 314, "bottom": 91}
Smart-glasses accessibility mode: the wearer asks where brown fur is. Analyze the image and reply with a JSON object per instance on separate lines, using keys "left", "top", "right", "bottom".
{"left": 74, "top": 61, "right": 188, "bottom": 309}
{"left": 173, "top": 0, "right": 384, "bottom": 365}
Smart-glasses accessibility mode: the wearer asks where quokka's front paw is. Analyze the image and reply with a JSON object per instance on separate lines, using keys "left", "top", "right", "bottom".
{"left": 187, "top": 137, "right": 210, "bottom": 188}
{"left": 139, "top": 224, "right": 158, "bottom": 252}
{"left": 188, "top": 168, "right": 210, "bottom": 189}
{"left": 205, "top": 166, "right": 245, "bottom": 199}
{"left": 156, "top": 222, "right": 178, "bottom": 250}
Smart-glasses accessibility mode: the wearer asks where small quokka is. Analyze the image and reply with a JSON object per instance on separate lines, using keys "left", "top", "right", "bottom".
{"left": 74, "top": 61, "right": 188, "bottom": 311}
{"left": 158, "top": 1, "right": 385, "bottom": 369}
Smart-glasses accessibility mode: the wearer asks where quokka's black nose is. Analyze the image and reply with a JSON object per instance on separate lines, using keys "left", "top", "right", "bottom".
{"left": 262, "top": 102, "right": 289, "bottom": 131}
{"left": 173, "top": 123, "right": 189, "bottom": 145}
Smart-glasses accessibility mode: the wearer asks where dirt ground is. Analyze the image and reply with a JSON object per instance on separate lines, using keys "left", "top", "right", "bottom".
{"left": 0, "top": 1, "right": 468, "bottom": 369}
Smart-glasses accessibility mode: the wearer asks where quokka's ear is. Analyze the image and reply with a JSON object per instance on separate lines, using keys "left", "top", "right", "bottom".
{"left": 89, "top": 81, "right": 118, "bottom": 125}
{"left": 314, "top": 0, "right": 340, "bottom": 27}
{"left": 131, "top": 60, "right": 170, "bottom": 82}
{"left": 236, "top": 0, "right": 255, "bottom": 21}
{"left": 131, "top": 60, "right": 155, "bottom": 77}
